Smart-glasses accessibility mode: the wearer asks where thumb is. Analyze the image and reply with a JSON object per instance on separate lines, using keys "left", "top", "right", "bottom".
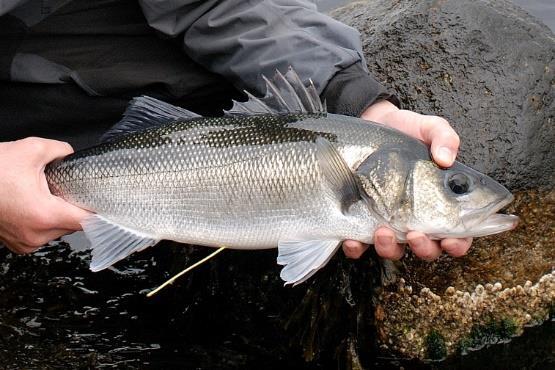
{"left": 419, "top": 117, "right": 460, "bottom": 168}
{"left": 40, "top": 139, "right": 74, "bottom": 163}
{"left": 21, "top": 137, "right": 74, "bottom": 166}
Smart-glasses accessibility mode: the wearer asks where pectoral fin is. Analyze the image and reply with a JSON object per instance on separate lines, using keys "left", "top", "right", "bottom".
{"left": 277, "top": 239, "right": 342, "bottom": 285}
{"left": 81, "top": 214, "right": 160, "bottom": 272}
{"left": 315, "top": 137, "right": 361, "bottom": 213}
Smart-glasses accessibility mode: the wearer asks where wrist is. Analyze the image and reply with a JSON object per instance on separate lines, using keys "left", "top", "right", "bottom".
{"left": 321, "top": 63, "right": 399, "bottom": 117}
{"left": 360, "top": 99, "right": 399, "bottom": 122}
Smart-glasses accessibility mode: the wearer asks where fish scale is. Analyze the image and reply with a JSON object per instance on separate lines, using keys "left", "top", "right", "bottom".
{"left": 44, "top": 68, "right": 517, "bottom": 285}
{"left": 47, "top": 114, "right": 370, "bottom": 249}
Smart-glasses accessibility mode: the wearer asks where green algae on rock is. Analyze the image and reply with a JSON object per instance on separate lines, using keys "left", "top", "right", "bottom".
{"left": 458, "top": 317, "right": 519, "bottom": 354}
{"left": 425, "top": 330, "right": 447, "bottom": 360}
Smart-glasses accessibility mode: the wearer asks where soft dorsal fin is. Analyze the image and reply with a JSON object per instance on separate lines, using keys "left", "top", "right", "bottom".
{"left": 225, "top": 66, "right": 326, "bottom": 116}
{"left": 100, "top": 96, "right": 201, "bottom": 143}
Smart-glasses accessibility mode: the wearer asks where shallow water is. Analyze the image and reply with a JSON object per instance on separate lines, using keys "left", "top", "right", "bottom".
{"left": 0, "top": 244, "right": 302, "bottom": 369}
{"left": 0, "top": 237, "right": 553, "bottom": 369}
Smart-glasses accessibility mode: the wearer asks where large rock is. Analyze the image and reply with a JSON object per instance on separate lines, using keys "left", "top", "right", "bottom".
{"left": 329, "top": 0, "right": 555, "bottom": 361}
{"left": 333, "top": 0, "right": 555, "bottom": 190}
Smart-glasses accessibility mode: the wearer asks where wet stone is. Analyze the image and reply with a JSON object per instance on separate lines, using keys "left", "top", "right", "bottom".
{"left": 333, "top": 0, "right": 555, "bottom": 190}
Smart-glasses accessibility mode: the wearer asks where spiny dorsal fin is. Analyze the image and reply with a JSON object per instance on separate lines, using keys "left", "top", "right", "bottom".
{"left": 101, "top": 96, "right": 201, "bottom": 143}
{"left": 271, "top": 70, "right": 304, "bottom": 112}
{"left": 225, "top": 66, "right": 326, "bottom": 116}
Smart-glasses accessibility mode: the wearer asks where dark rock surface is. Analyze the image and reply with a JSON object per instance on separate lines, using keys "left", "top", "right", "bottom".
{"left": 333, "top": 0, "right": 555, "bottom": 190}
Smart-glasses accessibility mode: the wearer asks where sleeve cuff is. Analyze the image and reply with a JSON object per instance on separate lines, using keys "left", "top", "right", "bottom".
{"left": 320, "top": 62, "right": 400, "bottom": 117}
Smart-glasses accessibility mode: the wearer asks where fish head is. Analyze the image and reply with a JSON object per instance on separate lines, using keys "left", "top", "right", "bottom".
{"left": 355, "top": 148, "right": 518, "bottom": 239}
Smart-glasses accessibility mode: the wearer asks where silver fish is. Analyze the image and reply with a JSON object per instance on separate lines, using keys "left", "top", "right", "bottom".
{"left": 45, "top": 68, "right": 518, "bottom": 285}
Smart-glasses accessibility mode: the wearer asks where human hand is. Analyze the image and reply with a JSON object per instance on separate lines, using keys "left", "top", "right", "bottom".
{"left": 0, "top": 138, "right": 90, "bottom": 254}
{"left": 342, "top": 99, "right": 472, "bottom": 261}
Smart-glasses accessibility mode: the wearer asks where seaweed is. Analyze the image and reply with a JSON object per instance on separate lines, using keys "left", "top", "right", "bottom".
{"left": 458, "top": 318, "right": 518, "bottom": 354}
{"left": 425, "top": 330, "right": 447, "bottom": 360}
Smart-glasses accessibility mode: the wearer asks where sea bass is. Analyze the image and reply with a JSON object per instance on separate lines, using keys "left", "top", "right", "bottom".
{"left": 45, "top": 68, "right": 518, "bottom": 285}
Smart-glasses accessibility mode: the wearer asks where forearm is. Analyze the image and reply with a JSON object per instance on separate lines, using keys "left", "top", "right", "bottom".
{"left": 139, "top": 0, "right": 394, "bottom": 112}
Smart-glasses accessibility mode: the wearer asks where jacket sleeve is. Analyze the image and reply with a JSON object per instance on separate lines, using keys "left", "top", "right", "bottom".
{"left": 139, "top": 0, "right": 398, "bottom": 116}
{"left": 0, "top": 0, "right": 29, "bottom": 16}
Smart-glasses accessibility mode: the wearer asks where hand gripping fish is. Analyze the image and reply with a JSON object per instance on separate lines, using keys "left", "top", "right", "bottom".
{"left": 45, "top": 68, "right": 518, "bottom": 285}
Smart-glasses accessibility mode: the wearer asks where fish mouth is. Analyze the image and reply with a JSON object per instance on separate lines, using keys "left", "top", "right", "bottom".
{"left": 465, "top": 212, "right": 519, "bottom": 237}
{"left": 473, "top": 192, "right": 514, "bottom": 222}
{"left": 431, "top": 194, "right": 519, "bottom": 239}
{"left": 462, "top": 193, "right": 519, "bottom": 237}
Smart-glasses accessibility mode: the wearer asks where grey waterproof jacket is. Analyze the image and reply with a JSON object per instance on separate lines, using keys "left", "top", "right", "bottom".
{"left": 1, "top": 0, "right": 396, "bottom": 117}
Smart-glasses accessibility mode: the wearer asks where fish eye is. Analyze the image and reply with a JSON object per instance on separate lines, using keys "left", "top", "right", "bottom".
{"left": 447, "top": 173, "right": 471, "bottom": 194}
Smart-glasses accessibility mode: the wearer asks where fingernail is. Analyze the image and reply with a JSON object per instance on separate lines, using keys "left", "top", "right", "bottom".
{"left": 437, "top": 147, "right": 455, "bottom": 165}
{"left": 409, "top": 237, "right": 426, "bottom": 249}
{"left": 377, "top": 236, "right": 394, "bottom": 246}
{"left": 442, "top": 240, "right": 458, "bottom": 250}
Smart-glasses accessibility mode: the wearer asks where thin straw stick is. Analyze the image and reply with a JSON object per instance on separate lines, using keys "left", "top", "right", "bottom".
{"left": 147, "top": 246, "right": 226, "bottom": 297}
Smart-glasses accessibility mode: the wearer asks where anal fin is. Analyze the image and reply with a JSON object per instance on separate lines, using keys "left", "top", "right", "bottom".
{"left": 277, "top": 239, "right": 341, "bottom": 285}
{"left": 81, "top": 214, "right": 159, "bottom": 272}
